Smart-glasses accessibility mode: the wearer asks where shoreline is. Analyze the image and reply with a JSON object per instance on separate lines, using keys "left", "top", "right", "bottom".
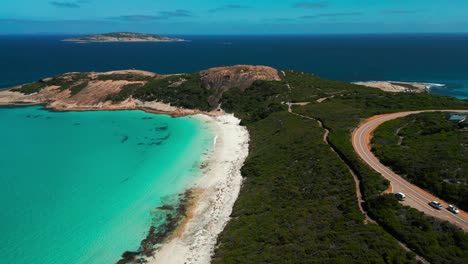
{"left": 354, "top": 81, "right": 430, "bottom": 93}
{"left": 0, "top": 102, "right": 250, "bottom": 263}
{"left": 0, "top": 100, "right": 224, "bottom": 118}
{"left": 146, "top": 114, "right": 249, "bottom": 264}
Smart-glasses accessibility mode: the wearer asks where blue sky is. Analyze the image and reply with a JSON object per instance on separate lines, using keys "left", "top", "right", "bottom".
{"left": 1, "top": 0, "right": 467, "bottom": 34}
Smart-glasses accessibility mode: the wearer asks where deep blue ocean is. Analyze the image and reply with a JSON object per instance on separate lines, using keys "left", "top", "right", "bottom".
{"left": 0, "top": 34, "right": 468, "bottom": 99}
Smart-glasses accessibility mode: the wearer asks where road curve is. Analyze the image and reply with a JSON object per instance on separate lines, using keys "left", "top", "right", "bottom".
{"left": 352, "top": 110, "right": 468, "bottom": 231}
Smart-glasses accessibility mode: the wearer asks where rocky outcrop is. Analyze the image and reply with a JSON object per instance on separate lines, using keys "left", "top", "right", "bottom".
{"left": 200, "top": 65, "right": 281, "bottom": 107}
{"left": 200, "top": 65, "right": 281, "bottom": 91}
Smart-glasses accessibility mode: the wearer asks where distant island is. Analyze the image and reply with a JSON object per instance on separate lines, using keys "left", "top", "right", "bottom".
{"left": 63, "top": 32, "right": 186, "bottom": 43}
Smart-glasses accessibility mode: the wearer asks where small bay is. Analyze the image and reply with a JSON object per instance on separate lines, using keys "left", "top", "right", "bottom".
{"left": 0, "top": 106, "right": 213, "bottom": 263}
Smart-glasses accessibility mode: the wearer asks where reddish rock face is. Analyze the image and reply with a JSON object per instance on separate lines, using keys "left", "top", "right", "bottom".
{"left": 200, "top": 65, "right": 281, "bottom": 107}
{"left": 200, "top": 65, "right": 281, "bottom": 91}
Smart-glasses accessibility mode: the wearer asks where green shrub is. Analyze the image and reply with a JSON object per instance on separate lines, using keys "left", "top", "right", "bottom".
{"left": 97, "top": 74, "right": 153, "bottom": 82}
{"left": 132, "top": 74, "right": 213, "bottom": 110}
{"left": 106, "top": 83, "right": 143, "bottom": 103}
{"left": 70, "top": 81, "right": 89, "bottom": 96}
{"left": 12, "top": 82, "right": 47, "bottom": 94}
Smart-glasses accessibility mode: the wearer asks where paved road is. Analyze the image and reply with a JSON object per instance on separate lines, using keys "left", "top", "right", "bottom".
{"left": 352, "top": 110, "right": 468, "bottom": 231}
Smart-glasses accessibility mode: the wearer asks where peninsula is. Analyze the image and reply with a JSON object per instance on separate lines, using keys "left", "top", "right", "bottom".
{"left": 63, "top": 32, "right": 186, "bottom": 43}
{"left": 0, "top": 66, "right": 279, "bottom": 115}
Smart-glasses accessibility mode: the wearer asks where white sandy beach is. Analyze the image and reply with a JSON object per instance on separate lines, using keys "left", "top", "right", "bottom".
{"left": 146, "top": 113, "right": 249, "bottom": 264}
{"left": 353, "top": 81, "right": 428, "bottom": 93}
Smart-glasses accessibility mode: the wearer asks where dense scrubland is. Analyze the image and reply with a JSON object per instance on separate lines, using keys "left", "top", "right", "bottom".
{"left": 372, "top": 112, "right": 468, "bottom": 211}
{"left": 12, "top": 72, "right": 90, "bottom": 95}
{"left": 288, "top": 72, "right": 468, "bottom": 264}
{"left": 216, "top": 71, "right": 468, "bottom": 263}
{"left": 212, "top": 111, "right": 416, "bottom": 263}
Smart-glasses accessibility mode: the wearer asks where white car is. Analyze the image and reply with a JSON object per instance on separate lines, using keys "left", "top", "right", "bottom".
{"left": 448, "top": 205, "right": 459, "bottom": 214}
{"left": 395, "top": 192, "right": 406, "bottom": 201}
{"left": 429, "top": 201, "right": 443, "bottom": 210}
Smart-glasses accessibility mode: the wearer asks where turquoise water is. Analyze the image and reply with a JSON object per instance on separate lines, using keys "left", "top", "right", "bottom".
{"left": 0, "top": 106, "right": 213, "bottom": 263}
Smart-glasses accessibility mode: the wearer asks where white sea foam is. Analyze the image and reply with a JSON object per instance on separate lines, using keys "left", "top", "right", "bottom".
{"left": 424, "top": 83, "right": 447, "bottom": 89}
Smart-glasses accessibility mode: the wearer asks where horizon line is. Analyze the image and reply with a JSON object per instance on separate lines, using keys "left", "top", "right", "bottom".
{"left": 1, "top": 32, "right": 468, "bottom": 36}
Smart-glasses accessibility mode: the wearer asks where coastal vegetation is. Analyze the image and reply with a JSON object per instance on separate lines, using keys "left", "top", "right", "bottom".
{"left": 46, "top": 73, "right": 89, "bottom": 91}
{"left": 213, "top": 110, "right": 416, "bottom": 263}
{"left": 70, "top": 81, "right": 89, "bottom": 96}
{"left": 372, "top": 112, "right": 468, "bottom": 210}
{"left": 97, "top": 73, "right": 154, "bottom": 82}
{"left": 5, "top": 67, "right": 468, "bottom": 263}
{"left": 12, "top": 82, "right": 47, "bottom": 94}
{"left": 106, "top": 83, "right": 143, "bottom": 102}
{"left": 131, "top": 74, "right": 214, "bottom": 110}
{"left": 221, "top": 80, "right": 289, "bottom": 123}
{"left": 214, "top": 71, "right": 468, "bottom": 263}
{"left": 12, "top": 73, "right": 90, "bottom": 95}
{"left": 368, "top": 195, "right": 468, "bottom": 263}
{"left": 291, "top": 74, "right": 468, "bottom": 263}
